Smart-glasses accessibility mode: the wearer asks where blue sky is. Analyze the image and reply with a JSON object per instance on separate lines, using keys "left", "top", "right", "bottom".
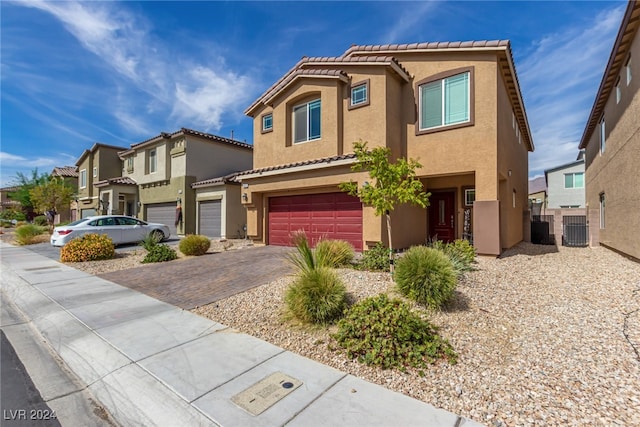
{"left": 0, "top": 1, "right": 627, "bottom": 187}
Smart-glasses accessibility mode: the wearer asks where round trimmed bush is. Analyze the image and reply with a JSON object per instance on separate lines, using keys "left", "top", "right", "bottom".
{"left": 179, "top": 234, "right": 211, "bottom": 256}
{"left": 395, "top": 246, "right": 457, "bottom": 309}
{"left": 315, "top": 239, "right": 354, "bottom": 268}
{"left": 285, "top": 267, "right": 347, "bottom": 324}
{"left": 60, "top": 233, "right": 115, "bottom": 262}
{"left": 333, "top": 294, "right": 457, "bottom": 370}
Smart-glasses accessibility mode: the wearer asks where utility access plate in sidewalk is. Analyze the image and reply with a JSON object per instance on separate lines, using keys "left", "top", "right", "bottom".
{"left": 231, "top": 372, "right": 302, "bottom": 416}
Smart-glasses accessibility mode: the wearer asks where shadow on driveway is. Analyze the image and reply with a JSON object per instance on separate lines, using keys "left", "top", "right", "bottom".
{"left": 98, "top": 245, "right": 295, "bottom": 310}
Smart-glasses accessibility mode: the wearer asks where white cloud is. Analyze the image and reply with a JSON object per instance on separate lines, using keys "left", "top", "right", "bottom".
{"left": 0, "top": 151, "right": 77, "bottom": 187}
{"left": 519, "top": 5, "right": 625, "bottom": 177}
{"left": 381, "top": 2, "right": 439, "bottom": 43}
{"left": 17, "top": 0, "right": 255, "bottom": 134}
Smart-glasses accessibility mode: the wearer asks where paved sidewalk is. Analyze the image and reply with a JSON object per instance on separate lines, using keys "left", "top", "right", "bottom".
{"left": 0, "top": 242, "right": 483, "bottom": 427}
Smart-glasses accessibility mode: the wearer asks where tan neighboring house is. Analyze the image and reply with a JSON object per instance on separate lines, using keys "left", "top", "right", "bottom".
{"left": 117, "top": 128, "right": 253, "bottom": 237}
{"left": 528, "top": 176, "right": 547, "bottom": 213}
{"left": 0, "top": 186, "right": 21, "bottom": 213}
{"left": 51, "top": 166, "right": 78, "bottom": 223}
{"left": 579, "top": 0, "right": 640, "bottom": 260}
{"left": 241, "top": 40, "right": 534, "bottom": 255}
{"left": 75, "top": 143, "right": 129, "bottom": 219}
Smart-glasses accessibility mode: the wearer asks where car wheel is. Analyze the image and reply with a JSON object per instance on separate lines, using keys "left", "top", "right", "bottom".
{"left": 151, "top": 230, "right": 165, "bottom": 242}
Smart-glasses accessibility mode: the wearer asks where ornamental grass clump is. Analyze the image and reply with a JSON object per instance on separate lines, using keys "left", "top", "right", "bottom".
{"left": 60, "top": 233, "right": 115, "bottom": 262}
{"left": 15, "top": 224, "right": 48, "bottom": 245}
{"left": 395, "top": 246, "right": 457, "bottom": 310}
{"left": 179, "top": 234, "right": 211, "bottom": 256}
{"left": 315, "top": 238, "right": 354, "bottom": 268}
{"left": 284, "top": 232, "right": 348, "bottom": 324}
{"left": 333, "top": 294, "right": 457, "bottom": 371}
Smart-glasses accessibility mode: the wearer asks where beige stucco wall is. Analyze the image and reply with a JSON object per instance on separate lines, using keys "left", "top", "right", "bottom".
{"left": 139, "top": 176, "right": 196, "bottom": 234}
{"left": 186, "top": 137, "right": 253, "bottom": 179}
{"left": 77, "top": 146, "right": 124, "bottom": 212}
{"left": 584, "top": 35, "right": 640, "bottom": 259}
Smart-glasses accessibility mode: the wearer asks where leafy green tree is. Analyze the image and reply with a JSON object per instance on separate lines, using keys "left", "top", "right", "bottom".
{"left": 339, "top": 141, "right": 430, "bottom": 272}
{"left": 29, "top": 177, "right": 75, "bottom": 226}
{"left": 9, "top": 169, "right": 49, "bottom": 213}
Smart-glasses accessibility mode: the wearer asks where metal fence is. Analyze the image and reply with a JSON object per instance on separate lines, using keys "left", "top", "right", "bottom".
{"left": 562, "top": 215, "right": 588, "bottom": 247}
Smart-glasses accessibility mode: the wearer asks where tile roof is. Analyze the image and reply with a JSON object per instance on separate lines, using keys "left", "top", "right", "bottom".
{"left": 260, "top": 69, "right": 350, "bottom": 105}
{"left": 121, "top": 128, "right": 252, "bottom": 156}
{"left": 235, "top": 153, "right": 357, "bottom": 179}
{"left": 342, "top": 40, "right": 510, "bottom": 57}
{"left": 579, "top": 1, "right": 640, "bottom": 149}
{"left": 191, "top": 173, "right": 241, "bottom": 189}
{"left": 51, "top": 166, "right": 78, "bottom": 178}
{"left": 94, "top": 177, "right": 137, "bottom": 187}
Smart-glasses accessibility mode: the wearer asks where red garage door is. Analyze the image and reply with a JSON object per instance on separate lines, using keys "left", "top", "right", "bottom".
{"left": 269, "top": 192, "right": 363, "bottom": 251}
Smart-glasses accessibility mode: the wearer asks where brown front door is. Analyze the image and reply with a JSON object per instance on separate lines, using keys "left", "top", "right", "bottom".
{"left": 428, "top": 191, "right": 456, "bottom": 242}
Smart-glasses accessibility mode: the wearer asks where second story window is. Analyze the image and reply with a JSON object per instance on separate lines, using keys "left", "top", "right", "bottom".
{"left": 626, "top": 55, "right": 632, "bottom": 86}
{"left": 616, "top": 78, "right": 621, "bottom": 104}
{"left": 419, "top": 71, "right": 470, "bottom": 131}
{"left": 148, "top": 148, "right": 157, "bottom": 173}
{"left": 93, "top": 167, "right": 97, "bottom": 177}
{"left": 293, "top": 99, "right": 321, "bottom": 144}
{"left": 564, "top": 172, "right": 584, "bottom": 189}
{"left": 349, "top": 80, "right": 369, "bottom": 109}
{"left": 262, "top": 113, "right": 273, "bottom": 133}
{"left": 126, "top": 157, "right": 134, "bottom": 172}
{"left": 79, "top": 169, "right": 87, "bottom": 189}
{"left": 599, "top": 117, "right": 606, "bottom": 155}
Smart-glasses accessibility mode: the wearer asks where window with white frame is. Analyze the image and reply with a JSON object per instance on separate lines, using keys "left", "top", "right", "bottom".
{"left": 616, "top": 78, "right": 621, "bottom": 104}
{"left": 262, "top": 113, "right": 273, "bottom": 133}
{"left": 126, "top": 157, "right": 134, "bottom": 171}
{"left": 79, "top": 169, "right": 87, "bottom": 189}
{"left": 93, "top": 167, "right": 97, "bottom": 177}
{"left": 419, "top": 71, "right": 470, "bottom": 131}
{"left": 600, "top": 117, "right": 606, "bottom": 154}
{"left": 464, "top": 189, "right": 476, "bottom": 206}
{"left": 564, "top": 172, "right": 584, "bottom": 189}
{"left": 626, "top": 55, "right": 632, "bottom": 86}
{"left": 293, "top": 99, "right": 321, "bottom": 143}
{"left": 350, "top": 81, "right": 369, "bottom": 108}
{"left": 599, "top": 193, "right": 605, "bottom": 229}
{"left": 148, "top": 148, "right": 157, "bottom": 173}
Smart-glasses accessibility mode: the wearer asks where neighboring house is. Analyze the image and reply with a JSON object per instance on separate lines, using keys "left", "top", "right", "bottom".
{"left": 579, "top": 0, "right": 640, "bottom": 260}
{"left": 118, "top": 128, "right": 253, "bottom": 237}
{"left": 528, "top": 176, "right": 547, "bottom": 208}
{"left": 544, "top": 154, "right": 585, "bottom": 209}
{"left": 241, "top": 40, "right": 534, "bottom": 255}
{"left": 191, "top": 173, "right": 247, "bottom": 239}
{"left": 75, "top": 143, "right": 128, "bottom": 219}
{"left": 0, "top": 186, "right": 21, "bottom": 213}
{"left": 51, "top": 166, "right": 79, "bottom": 223}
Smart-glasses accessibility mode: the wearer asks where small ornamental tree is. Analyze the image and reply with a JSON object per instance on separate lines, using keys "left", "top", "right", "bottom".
{"left": 29, "top": 177, "right": 75, "bottom": 229}
{"left": 339, "top": 141, "right": 430, "bottom": 272}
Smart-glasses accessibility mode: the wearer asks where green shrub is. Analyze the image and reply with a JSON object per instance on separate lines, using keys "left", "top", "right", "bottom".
{"left": 358, "top": 242, "right": 392, "bottom": 272}
{"left": 395, "top": 246, "right": 457, "bottom": 310}
{"left": 0, "top": 209, "right": 26, "bottom": 222}
{"left": 315, "top": 238, "right": 354, "bottom": 268}
{"left": 140, "top": 232, "right": 162, "bottom": 251}
{"left": 60, "top": 233, "right": 115, "bottom": 262}
{"left": 445, "top": 239, "right": 476, "bottom": 266}
{"left": 333, "top": 294, "right": 457, "bottom": 371}
{"left": 179, "top": 234, "right": 211, "bottom": 256}
{"left": 285, "top": 267, "right": 347, "bottom": 324}
{"left": 15, "top": 224, "right": 47, "bottom": 245}
{"left": 287, "top": 232, "right": 317, "bottom": 272}
{"left": 142, "top": 244, "right": 177, "bottom": 263}
{"left": 34, "top": 215, "right": 48, "bottom": 226}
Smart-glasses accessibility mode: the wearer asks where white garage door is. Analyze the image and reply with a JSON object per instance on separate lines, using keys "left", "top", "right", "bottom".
{"left": 146, "top": 202, "right": 176, "bottom": 237}
{"left": 198, "top": 200, "right": 221, "bottom": 238}
{"left": 81, "top": 208, "right": 97, "bottom": 218}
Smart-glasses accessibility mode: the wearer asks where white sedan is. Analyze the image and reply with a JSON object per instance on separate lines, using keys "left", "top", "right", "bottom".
{"left": 50, "top": 215, "right": 170, "bottom": 247}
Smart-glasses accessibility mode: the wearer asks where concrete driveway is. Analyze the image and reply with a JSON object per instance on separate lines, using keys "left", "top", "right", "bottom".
{"left": 97, "top": 245, "right": 294, "bottom": 310}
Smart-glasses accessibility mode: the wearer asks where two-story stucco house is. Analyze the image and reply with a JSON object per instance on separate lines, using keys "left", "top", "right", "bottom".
{"left": 579, "top": 0, "right": 640, "bottom": 260}
{"left": 75, "top": 143, "right": 129, "bottom": 218}
{"left": 240, "top": 40, "right": 534, "bottom": 255}
{"left": 544, "top": 153, "right": 585, "bottom": 209}
{"left": 116, "top": 128, "right": 253, "bottom": 237}
{"left": 51, "top": 166, "right": 79, "bottom": 223}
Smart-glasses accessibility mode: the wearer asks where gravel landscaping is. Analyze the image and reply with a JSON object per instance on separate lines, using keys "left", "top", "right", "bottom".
{"left": 193, "top": 243, "right": 640, "bottom": 426}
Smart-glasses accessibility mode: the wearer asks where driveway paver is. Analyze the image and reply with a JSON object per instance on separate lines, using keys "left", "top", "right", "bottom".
{"left": 98, "top": 245, "right": 294, "bottom": 309}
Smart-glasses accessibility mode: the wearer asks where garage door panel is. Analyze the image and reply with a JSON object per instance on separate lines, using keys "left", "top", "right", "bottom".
{"left": 146, "top": 203, "right": 176, "bottom": 237}
{"left": 198, "top": 200, "right": 221, "bottom": 238}
{"left": 268, "top": 193, "right": 363, "bottom": 251}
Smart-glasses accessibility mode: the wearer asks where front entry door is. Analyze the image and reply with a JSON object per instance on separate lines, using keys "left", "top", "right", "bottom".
{"left": 428, "top": 191, "right": 456, "bottom": 242}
